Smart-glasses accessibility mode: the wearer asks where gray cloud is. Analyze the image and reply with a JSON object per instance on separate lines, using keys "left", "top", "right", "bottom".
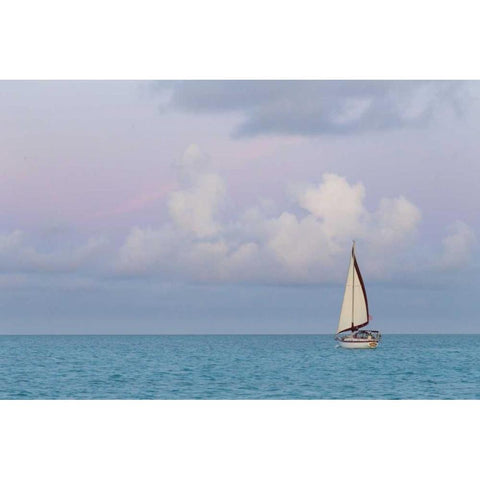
{"left": 437, "top": 221, "right": 477, "bottom": 271}
{"left": 0, "top": 230, "right": 109, "bottom": 274}
{"left": 156, "top": 80, "right": 467, "bottom": 137}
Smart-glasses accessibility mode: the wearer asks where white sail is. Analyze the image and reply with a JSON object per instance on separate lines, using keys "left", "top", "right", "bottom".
{"left": 336, "top": 244, "right": 369, "bottom": 334}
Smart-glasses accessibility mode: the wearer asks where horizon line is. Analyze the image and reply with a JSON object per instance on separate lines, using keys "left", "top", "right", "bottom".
{"left": 0, "top": 332, "right": 478, "bottom": 336}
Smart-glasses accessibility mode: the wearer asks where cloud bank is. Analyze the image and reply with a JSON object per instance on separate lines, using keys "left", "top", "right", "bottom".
{"left": 156, "top": 80, "right": 467, "bottom": 137}
{"left": 0, "top": 230, "right": 109, "bottom": 273}
{"left": 1, "top": 145, "right": 475, "bottom": 286}
{"left": 116, "top": 145, "right": 426, "bottom": 283}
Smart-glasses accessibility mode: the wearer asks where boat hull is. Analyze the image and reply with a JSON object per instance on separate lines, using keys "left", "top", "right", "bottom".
{"left": 337, "top": 340, "right": 378, "bottom": 349}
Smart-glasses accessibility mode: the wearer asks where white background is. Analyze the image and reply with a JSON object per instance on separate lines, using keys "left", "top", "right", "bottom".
{"left": 1, "top": 401, "right": 478, "bottom": 479}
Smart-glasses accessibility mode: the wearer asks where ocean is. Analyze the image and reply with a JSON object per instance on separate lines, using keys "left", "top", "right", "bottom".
{"left": 0, "top": 334, "right": 479, "bottom": 399}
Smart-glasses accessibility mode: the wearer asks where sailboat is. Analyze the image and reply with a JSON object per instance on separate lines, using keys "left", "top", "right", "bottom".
{"left": 335, "top": 241, "right": 381, "bottom": 349}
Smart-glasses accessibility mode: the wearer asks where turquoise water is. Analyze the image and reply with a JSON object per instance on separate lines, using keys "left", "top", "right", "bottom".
{"left": 0, "top": 335, "right": 479, "bottom": 399}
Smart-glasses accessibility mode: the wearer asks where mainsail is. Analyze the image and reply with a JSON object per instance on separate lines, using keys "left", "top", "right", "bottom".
{"left": 336, "top": 243, "right": 370, "bottom": 334}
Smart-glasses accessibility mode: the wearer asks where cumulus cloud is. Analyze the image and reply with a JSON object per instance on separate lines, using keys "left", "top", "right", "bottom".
{"left": 116, "top": 145, "right": 423, "bottom": 283}
{"left": 4, "top": 143, "right": 471, "bottom": 285}
{"left": 155, "top": 80, "right": 467, "bottom": 137}
{"left": 265, "top": 177, "right": 421, "bottom": 281}
{"left": 297, "top": 173, "right": 367, "bottom": 240}
{"left": 165, "top": 144, "right": 226, "bottom": 238}
{"left": 438, "top": 221, "right": 477, "bottom": 270}
{"left": 168, "top": 173, "right": 225, "bottom": 238}
{"left": 117, "top": 226, "right": 179, "bottom": 275}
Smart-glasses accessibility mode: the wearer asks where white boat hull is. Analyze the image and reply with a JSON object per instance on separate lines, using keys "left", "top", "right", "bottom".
{"left": 337, "top": 339, "right": 378, "bottom": 349}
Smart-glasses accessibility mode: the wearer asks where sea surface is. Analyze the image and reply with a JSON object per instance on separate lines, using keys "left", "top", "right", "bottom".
{"left": 0, "top": 335, "right": 479, "bottom": 399}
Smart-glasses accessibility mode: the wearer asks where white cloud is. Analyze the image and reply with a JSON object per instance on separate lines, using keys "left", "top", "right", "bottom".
{"left": 7, "top": 143, "right": 461, "bottom": 285}
{"left": 116, "top": 147, "right": 423, "bottom": 283}
{"left": 0, "top": 143, "right": 427, "bottom": 285}
{"left": 168, "top": 173, "right": 225, "bottom": 238}
{"left": 365, "top": 196, "right": 421, "bottom": 272}
{"left": 266, "top": 212, "right": 333, "bottom": 276}
{"left": 264, "top": 175, "right": 421, "bottom": 281}
{"left": 374, "top": 196, "right": 422, "bottom": 246}
{"left": 116, "top": 225, "right": 183, "bottom": 275}
{"left": 297, "top": 174, "right": 367, "bottom": 240}
{"left": 438, "top": 221, "right": 477, "bottom": 270}
{"left": 174, "top": 143, "right": 210, "bottom": 178}
{"left": 167, "top": 145, "right": 226, "bottom": 238}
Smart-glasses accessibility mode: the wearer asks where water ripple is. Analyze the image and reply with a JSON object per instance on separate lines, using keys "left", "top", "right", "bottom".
{"left": 0, "top": 335, "right": 479, "bottom": 399}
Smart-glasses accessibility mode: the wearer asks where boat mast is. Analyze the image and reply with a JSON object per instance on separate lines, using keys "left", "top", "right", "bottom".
{"left": 351, "top": 241, "right": 355, "bottom": 332}
{"left": 336, "top": 240, "right": 370, "bottom": 336}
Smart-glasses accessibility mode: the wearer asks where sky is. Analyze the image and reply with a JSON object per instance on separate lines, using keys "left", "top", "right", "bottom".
{"left": 1, "top": 80, "right": 480, "bottom": 333}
